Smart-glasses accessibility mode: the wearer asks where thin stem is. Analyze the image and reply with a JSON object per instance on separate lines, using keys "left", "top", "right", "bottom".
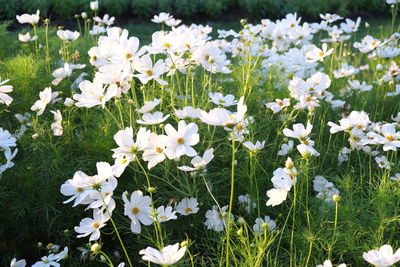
{"left": 97, "top": 190, "right": 133, "bottom": 267}
{"left": 225, "top": 131, "right": 236, "bottom": 267}
{"left": 100, "top": 251, "right": 115, "bottom": 267}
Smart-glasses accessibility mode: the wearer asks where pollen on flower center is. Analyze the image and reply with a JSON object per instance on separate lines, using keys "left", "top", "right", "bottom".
{"left": 309, "top": 87, "right": 314, "bottom": 92}
{"left": 125, "top": 53, "right": 133, "bottom": 59}
{"left": 156, "top": 146, "right": 163, "bottom": 153}
{"left": 98, "top": 95, "right": 105, "bottom": 101}
{"left": 371, "top": 41, "right": 377, "bottom": 46}
{"left": 132, "top": 207, "right": 140, "bottom": 214}
{"left": 92, "top": 222, "right": 100, "bottom": 228}
{"left": 177, "top": 137, "right": 185, "bottom": 144}
{"left": 318, "top": 51, "right": 324, "bottom": 57}
{"left": 43, "top": 259, "right": 50, "bottom": 263}
{"left": 386, "top": 135, "right": 394, "bottom": 141}
{"left": 160, "top": 216, "right": 167, "bottom": 220}
{"left": 76, "top": 187, "right": 84, "bottom": 192}
{"left": 163, "top": 43, "right": 171, "bottom": 48}
{"left": 146, "top": 70, "right": 153, "bottom": 76}
{"left": 218, "top": 100, "right": 225, "bottom": 103}
{"left": 277, "top": 100, "right": 283, "bottom": 106}
{"left": 185, "top": 208, "right": 192, "bottom": 213}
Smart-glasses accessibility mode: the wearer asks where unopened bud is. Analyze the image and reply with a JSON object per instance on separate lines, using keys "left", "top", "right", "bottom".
{"left": 91, "top": 243, "right": 102, "bottom": 254}
{"left": 332, "top": 194, "right": 340, "bottom": 202}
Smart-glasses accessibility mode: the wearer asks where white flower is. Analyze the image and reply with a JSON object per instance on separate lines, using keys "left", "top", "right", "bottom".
{"left": 156, "top": 206, "right": 177, "bottom": 222}
{"left": 209, "top": 92, "right": 237, "bottom": 106}
{"left": 177, "top": 148, "right": 214, "bottom": 172}
{"left": 297, "top": 143, "right": 320, "bottom": 158}
{"left": 265, "top": 98, "right": 290, "bottom": 113}
{"left": 31, "top": 87, "right": 52, "bottom": 115}
{"left": 74, "top": 209, "right": 109, "bottom": 241}
{"left": 354, "top": 35, "right": 380, "bottom": 53}
{"left": 253, "top": 215, "right": 276, "bottom": 236}
{"left": 94, "top": 14, "right": 115, "bottom": 26}
{"left": 375, "top": 155, "right": 391, "bottom": 169}
{"left": 163, "top": 121, "right": 200, "bottom": 159}
{"left": 122, "top": 190, "right": 153, "bottom": 234}
{"left": 0, "top": 79, "right": 13, "bottom": 106}
{"left": 366, "top": 124, "right": 400, "bottom": 151}
{"left": 16, "top": 10, "right": 40, "bottom": 25}
{"left": 136, "top": 98, "right": 161, "bottom": 113}
{"left": 0, "top": 127, "right": 16, "bottom": 149}
{"left": 266, "top": 188, "right": 288, "bottom": 207}
{"left": 10, "top": 258, "right": 26, "bottom": 267}
{"left": 32, "top": 254, "right": 60, "bottom": 267}
{"left": 348, "top": 80, "right": 373, "bottom": 92}
{"left": 363, "top": 244, "right": 400, "bottom": 267}
{"left": 204, "top": 205, "right": 233, "bottom": 232}
{"left": 340, "top": 17, "right": 361, "bottom": 33}
{"left": 136, "top": 112, "right": 170, "bottom": 125}
{"left": 333, "top": 63, "right": 359, "bottom": 79}
{"left": 135, "top": 54, "right": 168, "bottom": 85}
{"left": 139, "top": 243, "right": 186, "bottom": 266}
{"left": 151, "top": 12, "right": 173, "bottom": 24}
{"left": 18, "top": 32, "right": 38, "bottom": 42}
{"left": 390, "top": 173, "right": 400, "bottom": 182}
{"left": 112, "top": 126, "right": 151, "bottom": 165}
{"left": 238, "top": 194, "right": 256, "bottom": 213}
{"left": 316, "top": 260, "right": 346, "bottom": 267}
{"left": 283, "top": 122, "right": 313, "bottom": 140}
{"left": 50, "top": 110, "right": 63, "bottom": 136}
{"left": 305, "top": 43, "right": 333, "bottom": 62}
{"left": 90, "top": 1, "right": 99, "bottom": 11}
{"left": 142, "top": 133, "right": 167, "bottom": 169}
{"left": 175, "top": 197, "right": 199, "bottom": 215}
{"left": 57, "top": 30, "right": 80, "bottom": 41}
{"left": 278, "top": 140, "right": 294, "bottom": 156}
{"left": 320, "top": 13, "right": 343, "bottom": 23}
{"left": 174, "top": 106, "right": 202, "bottom": 119}
{"left": 243, "top": 140, "right": 265, "bottom": 152}
{"left": 73, "top": 79, "right": 115, "bottom": 108}
{"left": 55, "top": 247, "right": 68, "bottom": 261}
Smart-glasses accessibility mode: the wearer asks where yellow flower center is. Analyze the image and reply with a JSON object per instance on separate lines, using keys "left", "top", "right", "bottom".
{"left": 77, "top": 187, "right": 84, "bottom": 193}
{"left": 43, "top": 259, "right": 50, "bottom": 263}
{"left": 132, "top": 207, "right": 139, "bottom": 214}
{"left": 318, "top": 51, "right": 324, "bottom": 57}
{"left": 156, "top": 146, "right": 163, "bottom": 153}
{"left": 146, "top": 70, "right": 153, "bottom": 76}
{"left": 160, "top": 216, "right": 167, "bottom": 220}
{"left": 177, "top": 137, "right": 185, "bottom": 145}
{"left": 218, "top": 100, "right": 225, "bottom": 104}
{"left": 92, "top": 222, "right": 100, "bottom": 228}
{"left": 386, "top": 136, "right": 394, "bottom": 141}
{"left": 163, "top": 43, "right": 171, "bottom": 48}
{"left": 125, "top": 53, "right": 133, "bottom": 59}
{"left": 185, "top": 208, "right": 192, "bottom": 213}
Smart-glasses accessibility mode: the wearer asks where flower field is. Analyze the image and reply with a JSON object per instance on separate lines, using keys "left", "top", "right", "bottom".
{"left": 1, "top": 1, "right": 400, "bottom": 266}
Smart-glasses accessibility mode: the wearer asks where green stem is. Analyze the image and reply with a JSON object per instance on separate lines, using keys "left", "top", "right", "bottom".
{"left": 97, "top": 190, "right": 133, "bottom": 267}
{"left": 225, "top": 131, "right": 236, "bottom": 267}
{"left": 100, "top": 251, "right": 115, "bottom": 267}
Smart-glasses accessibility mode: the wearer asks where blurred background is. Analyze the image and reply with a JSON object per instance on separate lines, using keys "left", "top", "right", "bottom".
{"left": 0, "top": 0, "right": 393, "bottom": 22}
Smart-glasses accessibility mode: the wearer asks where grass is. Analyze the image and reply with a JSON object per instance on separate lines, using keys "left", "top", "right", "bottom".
{"left": 0, "top": 6, "right": 400, "bottom": 267}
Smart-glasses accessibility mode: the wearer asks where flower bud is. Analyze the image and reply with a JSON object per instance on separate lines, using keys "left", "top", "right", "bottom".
{"left": 332, "top": 194, "right": 340, "bottom": 202}
{"left": 91, "top": 243, "right": 102, "bottom": 254}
